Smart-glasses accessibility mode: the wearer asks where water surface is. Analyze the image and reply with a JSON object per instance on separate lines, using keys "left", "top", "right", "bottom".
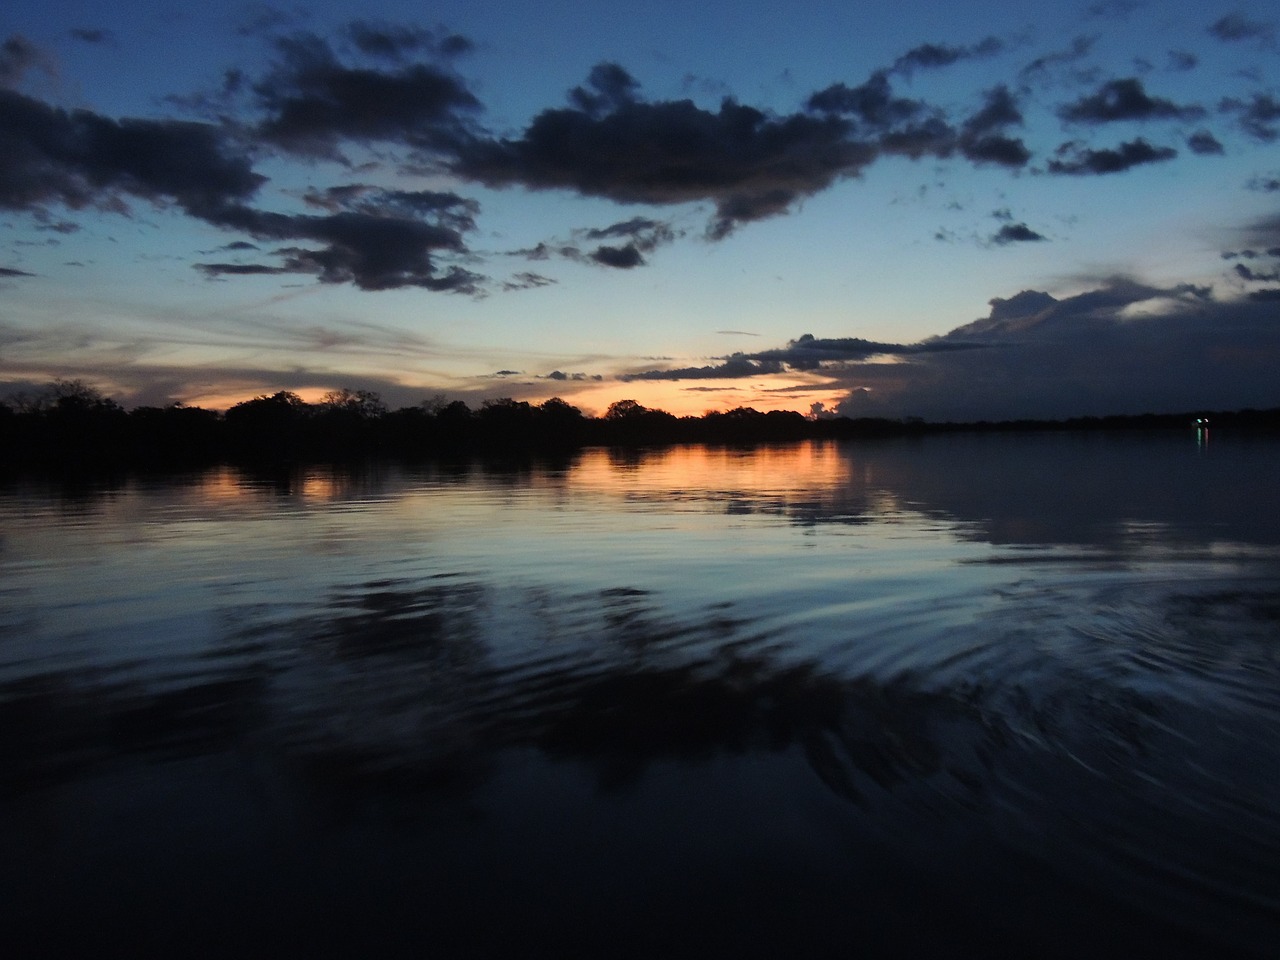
{"left": 2, "top": 434, "right": 1278, "bottom": 957}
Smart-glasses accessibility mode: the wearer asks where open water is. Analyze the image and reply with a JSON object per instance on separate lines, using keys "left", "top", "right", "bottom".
{"left": 2, "top": 432, "right": 1278, "bottom": 957}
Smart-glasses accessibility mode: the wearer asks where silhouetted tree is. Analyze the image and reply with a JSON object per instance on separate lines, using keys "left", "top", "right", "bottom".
{"left": 225, "top": 391, "right": 311, "bottom": 459}
{"left": 604, "top": 399, "right": 647, "bottom": 420}
{"left": 127, "top": 402, "right": 223, "bottom": 463}
{"left": 319, "top": 388, "right": 387, "bottom": 420}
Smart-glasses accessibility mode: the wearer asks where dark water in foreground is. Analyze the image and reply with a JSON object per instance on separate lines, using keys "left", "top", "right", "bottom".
{"left": 2, "top": 433, "right": 1278, "bottom": 957}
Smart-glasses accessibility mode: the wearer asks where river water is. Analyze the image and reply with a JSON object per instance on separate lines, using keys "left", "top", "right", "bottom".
{"left": 2, "top": 433, "right": 1278, "bottom": 957}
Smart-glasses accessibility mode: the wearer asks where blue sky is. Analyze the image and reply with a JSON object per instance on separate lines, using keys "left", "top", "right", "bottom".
{"left": 2, "top": 1, "right": 1278, "bottom": 418}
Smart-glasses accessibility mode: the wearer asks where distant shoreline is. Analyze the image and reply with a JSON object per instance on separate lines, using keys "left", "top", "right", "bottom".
{"left": 4, "top": 385, "right": 1279, "bottom": 473}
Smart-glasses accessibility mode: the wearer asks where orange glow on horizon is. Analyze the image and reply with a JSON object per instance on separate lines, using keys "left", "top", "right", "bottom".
{"left": 517, "top": 376, "right": 848, "bottom": 419}
{"left": 168, "top": 376, "right": 848, "bottom": 418}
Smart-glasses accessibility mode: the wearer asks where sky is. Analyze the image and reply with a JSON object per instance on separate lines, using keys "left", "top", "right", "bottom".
{"left": 2, "top": 0, "right": 1278, "bottom": 420}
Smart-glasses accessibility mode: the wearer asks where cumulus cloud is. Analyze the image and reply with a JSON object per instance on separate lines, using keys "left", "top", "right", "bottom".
{"left": 613, "top": 275, "right": 1278, "bottom": 423}
{"left": 300, "top": 184, "right": 479, "bottom": 232}
{"left": 195, "top": 204, "right": 480, "bottom": 291}
{"left": 588, "top": 244, "right": 643, "bottom": 268}
{"left": 1220, "top": 94, "right": 1280, "bottom": 142}
{"left": 620, "top": 355, "right": 786, "bottom": 381}
{"left": 457, "top": 62, "right": 876, "bottom": 240}
{"left": 342, "top": 21, "right": 472, "bottom": 61}
{"left": 621, "top": 332, "right": 984, "bottom": 382}
{"left": 1019, "top": 35, "right": 1096, "bottom": 80}
{"left": 1207, "top": 14, "right": 1275, "bottom": 43}
{"left": 1047, "top": 138, "right": 1177, "bottom": 174}
{"left": 806, "top": 71, "right": 928, "bottom": 128}
{"left": 508, "top": 216, "right": 678, "bottom": 270}
{"left": 823, "top": 281, "right": 1280, "bottom": 420}
{"left": 1234, "top": 263, "right": 1280, "bottom": 282}
{"left": 1186, "top": 130, "right": 1224, "bottom": 154}
{"left": 991, "top": 222, "right": 1046, "bottom": 244}
{"left": 0, "top": 19, "right": 1274, "bottom": 303}
{"left": 0, "top": 88, "right": 264, "bottom": 216}
{"left": 250, "top": 32, "right": 481, "bottom": 159}
{"left": 890, "top": 37, "right": 1003, "bottom": 75}
{"left": 1058, "top": 78, "right": 1204, "bottom": 123}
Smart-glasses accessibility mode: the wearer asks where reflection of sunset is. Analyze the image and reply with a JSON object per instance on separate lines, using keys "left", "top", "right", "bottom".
{"left": 570, "top": 442, "right": 853, "bottom": 498}
{"left": 195, "top": 466, "right": 250, "bottom": 503}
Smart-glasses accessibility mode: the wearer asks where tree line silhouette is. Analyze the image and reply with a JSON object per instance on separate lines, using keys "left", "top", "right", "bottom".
{"left": 3, "top": 379, "right": 1278, "bottom": 469}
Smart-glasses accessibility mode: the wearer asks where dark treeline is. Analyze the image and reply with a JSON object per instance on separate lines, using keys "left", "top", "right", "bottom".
{"left": 3, "top": 380, "right": 1280, "bottom": 471}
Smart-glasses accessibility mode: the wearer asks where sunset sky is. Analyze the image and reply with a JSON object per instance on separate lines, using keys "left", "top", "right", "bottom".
{"left": 3, "top": 1, "right": 1278, "bottom": 419}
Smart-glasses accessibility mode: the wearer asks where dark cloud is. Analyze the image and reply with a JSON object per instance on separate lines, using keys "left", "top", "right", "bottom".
{"left": 190, "top": 180, "right": 483, "bottom": 291}
{"left": 962, "top": 134, "right": 1031, "bottom": 166}
{"left": 195, "top": 262, "right": 290, "bottom": 277}
{"left": 805, "top": 70, "right": 1006, "bottom": 166}
{"left": 1233, "top": 261, "right": 1280, "bottom": 282}
{"left": 502, "top": 271, "right": 556, "bottom": 291}
{"left": 251, "top": 33, "right": 481, "bottom": 159}
{"left": 0, "top": 89, "right": 264, "bottom": 216}
{"left": 891, "top": 37, "right": 1003, "bottom": 75}
{"left": 300, "top": 184, "right": 479, "bottom": 232}
{"left": 1208, "top": 14, "right": 1275, "bottom": 43}
{"left": 985, "top": 289, "right": 1059, "bottom": 322}
{"left": 0, "top": 35, "right": 53, "bottom": 88}
{"left": 963, "top": 85, "right": 1022, "bottom": 135}
{"left": 0, "top": 266, "right": 35, "bottom": 277}
{"left": 583, "top": 216, "right": 665, "bottom": 241}
{"left": 196, "top": 202, "right": 479, "bottom": 291}
{"left": 1019, "top": 35, "right": 1096, "bottom": 79}
{"left": 1167, "top": 50, "right": 1198, "bottom": 71}
{"left": 582, "top": 216, "right": 676, "bottom": 262}
{"left": 619, "top": 354, "right": 786, "bottom": 381}
{"left": 590, "top": 244, "right": 645, "bottom": 268}
{"left": 1186, "top": 130, "right": 1224, "bottom": 154}
{"left": 541, "top": 370, "right": 599, "bottom": 381}
{"left": 568, "top": 62, "right": 641, "bottom": 116}
{"left": 806, "top": 71, "right": 927, "bottom": 128}
{"left": 991, "top": 223, "right": 1046, "bottom": 245}
{"left": 816, "top": 280, "right": 1280, "bottom": 421}
{"left": 1220, "top": 94, "right": 1280, "bottom": 142}
{"left": 1086, "top": 1, "right": 1143, "bottom": 20}
{"left": 1246, "top": 175, "right": 1280, "bottom": 192}
{"left": 342, "top": 21, "right": 472, "bottom": 61}
{"left": 220, "top": 240, "right": 260, "bottom": 251}
{"left": 69, "top": 28, "right": 111, "bottom": 44}
{"left": 959, "top": 86, "right": 1031, "bottom": 166}
{"left": 456, "top": 64, "right": 875, "bottom": 240}
{"left": 742, "top": 333, "right": 980, "bottom": 371}
{"left": 1248, "top": 288, "right": 1280, "bottom": 301}
{"left": 1059, "top": 78, "right": 1204, "bottom": 123}
{"left": 1047, "top": 138, "right": 1177, "bottom": 175}
{"left": 510, "top": 217, "right": 678, "bottom": 270}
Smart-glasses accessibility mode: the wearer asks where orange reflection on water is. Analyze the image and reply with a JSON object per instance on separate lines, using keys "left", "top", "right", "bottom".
{"left": 194, "top": 466, "right": 250, "bottom": 504}
{"left": 569, "top": 441, "right": 854, "bottom": 499}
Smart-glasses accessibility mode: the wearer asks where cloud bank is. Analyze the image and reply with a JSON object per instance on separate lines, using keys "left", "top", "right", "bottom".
{"left": 2, "top": 11, "right": 1266, "bottom": 295}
